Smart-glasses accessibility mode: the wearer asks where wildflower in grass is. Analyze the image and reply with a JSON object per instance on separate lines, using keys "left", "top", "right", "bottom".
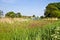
{"left": 56, "top": 32, "right": 59, "bottom": 34}
{"left": 55, "top": 27, "right": 60, "bottom": 31}
{"left": 54, "top": 35, "right": 57, "bottom": 39}
{"left": 51, "top": 26, "right": 60, "bottom": 40}
{"left": 51, "top": 34, "right": 55, "bottom": 37}
{"left": 57, "top": 38, "right": 60, "bottom": 39}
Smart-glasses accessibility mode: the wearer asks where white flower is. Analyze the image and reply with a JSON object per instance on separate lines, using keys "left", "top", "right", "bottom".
{"left": 55, "top": 27, "right": 60, "bottom": 31}
{"left": 56, "top": 32, "right": 59, "bottom": 34}
{"left": 51, "top": 35, "right": 54, "bottom": 37}
{"left": 54, "top": 35, "right": 57, "bottom": 38}
{"left": 51, "top": 34, "right": 55, "bottom": 37}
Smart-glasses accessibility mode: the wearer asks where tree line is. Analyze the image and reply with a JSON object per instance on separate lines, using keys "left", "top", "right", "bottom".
{"left": 1, "top": 2, "right": 60, "bottom": 18}
{"left": 0, "top": 10, "right": 36, "bottom": 18}
{"left": 5, "top": 11, "right": 22, "bottom": 18}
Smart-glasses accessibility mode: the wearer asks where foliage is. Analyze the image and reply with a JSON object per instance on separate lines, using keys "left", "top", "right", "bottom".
{"left": 5, "top": 11, "right": 16, "bottom": 18}
{"left": 0, "top": 19, "right": 59, "bottom": 40}
{"left": 51, "top": 27, "right": 60, "bottom": 40}
{"left": 40, "top": 16, "right": 44, "bottom": 19}
{"left": 44, "top": 2, "right": 60, "bottom": 18}
{"left": 16, "top": 12, "right": 22, "bottom": 18}
{"left": 32, "top": 15, "right": 35, "bottom": 17}
{"left": 0, "top": 10, "right": 3, "bottom": 18}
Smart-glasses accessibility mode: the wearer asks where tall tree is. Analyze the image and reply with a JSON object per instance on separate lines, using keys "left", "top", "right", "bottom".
{"left": 5, "top": 11, "right": 16, "bottom": 18}
{"left": 44, "top": 2, "right": 60, "bottom": 18}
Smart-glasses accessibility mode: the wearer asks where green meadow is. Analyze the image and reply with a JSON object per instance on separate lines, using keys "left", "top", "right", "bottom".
{"left": 0, "top": 19, "right": 60, "bottom": 40}
{"left": 0, "top": 0, "right": 60, "bottom": 40}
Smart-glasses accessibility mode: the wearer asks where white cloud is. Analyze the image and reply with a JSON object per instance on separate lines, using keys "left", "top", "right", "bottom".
{"left": 1, "top": 0, "right": 16, "bottom": 3}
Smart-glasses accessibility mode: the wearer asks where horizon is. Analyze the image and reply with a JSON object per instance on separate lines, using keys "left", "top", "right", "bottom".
{"left": 0, "top": 0, "right": 60, "bottom": 16}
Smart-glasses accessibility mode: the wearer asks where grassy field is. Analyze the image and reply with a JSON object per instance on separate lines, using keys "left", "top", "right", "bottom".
{"left": 0, "top": 18, "right": 60, "bottom": 40}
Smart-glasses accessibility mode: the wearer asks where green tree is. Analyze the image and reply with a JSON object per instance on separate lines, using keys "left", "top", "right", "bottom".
{"left": 44, "top": 2, "right": 60, "bottom": 18}
{"left": 40, "top": 16, "right": 44, "bottom": 18}
{"left": 16, "top": 12, "right": 22, "bottom": 18}
{"left": 0, "top": 10, "right": 3, "bottom": 18}
{"left": 5, "top": 11, "right": 16, "bottom": 18}
{"left": 32, "top": 15, "right": 35, "bottom": 17}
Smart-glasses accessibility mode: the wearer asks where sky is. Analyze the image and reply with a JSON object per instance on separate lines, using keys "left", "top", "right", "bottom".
{"left": 0, "top": 0, "right": 60, "bottom": 16}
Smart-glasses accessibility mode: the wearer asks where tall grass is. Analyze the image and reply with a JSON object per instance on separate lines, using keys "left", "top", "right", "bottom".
{"left": 0, "top": 20, "right": 60, "bottom": 40}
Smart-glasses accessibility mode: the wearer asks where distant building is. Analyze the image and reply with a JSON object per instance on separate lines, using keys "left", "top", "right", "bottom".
{"left": 32, "top": 16, "right": 40, "bottom": 20}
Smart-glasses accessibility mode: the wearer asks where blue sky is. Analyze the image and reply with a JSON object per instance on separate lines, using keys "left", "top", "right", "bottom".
{"left": 0, "top": 0, "right": 60, "bottom": 16}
